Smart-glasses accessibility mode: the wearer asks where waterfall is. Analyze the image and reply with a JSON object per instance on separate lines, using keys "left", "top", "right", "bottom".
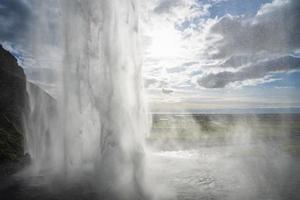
{"left": 24, "top": 0, "right": 149, "bottom": 198}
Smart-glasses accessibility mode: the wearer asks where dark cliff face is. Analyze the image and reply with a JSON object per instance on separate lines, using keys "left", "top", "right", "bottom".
{"left": 0, "top": 44, "right": 27, "bottom": 162}
{"left": 0, "top": 44, "right": 57, "bottom": 173}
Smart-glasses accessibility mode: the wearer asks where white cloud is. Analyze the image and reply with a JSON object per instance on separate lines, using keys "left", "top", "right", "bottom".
{"left": 141, "top": 0, "right": 212, "bottom": 90}
{"left": 141, "top": 0, "right": 300, "bottom": 92}
{"left": 196, "top": 0, "right": 300, "bottom": 88}
{"left": 197, "top": 56, "right": 300, "bottom": 88}
{"left": 207, "top": 0, "right": 300, "bottom": 59}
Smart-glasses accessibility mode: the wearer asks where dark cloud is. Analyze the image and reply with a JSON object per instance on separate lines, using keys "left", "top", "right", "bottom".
{"left": 144, "top": 77, "right": 169, "bottom": 89}
{"left": 0, "top": 0, "right": 32, "bottom": 43}
{"left": 144, "top": 77, "right": 158, "bottom": 88}
{"left": 208, "top": 0, "right": 300, "bottom": 59}
{"left": 153, "top": 0, "right": 180, "bottom": 14}
{"left": 198, "top": 56, "right": 300, "bottom": 88}
{"left": 204, "top": 55, "right": 264, "bottom": 69}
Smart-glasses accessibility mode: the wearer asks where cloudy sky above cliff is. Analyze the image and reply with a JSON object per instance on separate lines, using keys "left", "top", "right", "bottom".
{"left": 1, "top": 0, "right": 300, "bottom": 111}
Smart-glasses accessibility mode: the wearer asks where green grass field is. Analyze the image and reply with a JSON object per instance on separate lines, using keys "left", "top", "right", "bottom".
{"left": 148, "top": 113, "right": 300, "bottom": 153}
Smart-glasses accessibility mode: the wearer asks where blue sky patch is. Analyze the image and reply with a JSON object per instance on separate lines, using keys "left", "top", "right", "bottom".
{"left": 206, "top": 0, "right": 273, "bottom": 18}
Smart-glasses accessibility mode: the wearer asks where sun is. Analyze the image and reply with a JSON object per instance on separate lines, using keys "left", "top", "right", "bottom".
{"left": 147, "top": 27, "right": 183, "bottom": 60}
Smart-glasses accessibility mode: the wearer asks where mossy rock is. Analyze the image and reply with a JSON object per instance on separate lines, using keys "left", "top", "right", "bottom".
{"left": 0, "top": 115, "right": 23, "bottom": 162}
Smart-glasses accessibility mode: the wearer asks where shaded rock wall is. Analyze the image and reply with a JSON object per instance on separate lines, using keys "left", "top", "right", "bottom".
{"left": 0, "top": 45, "right": 56, "bottom": 163}
{"left": 0, "top": 44, "right": 27, "bottom": 162}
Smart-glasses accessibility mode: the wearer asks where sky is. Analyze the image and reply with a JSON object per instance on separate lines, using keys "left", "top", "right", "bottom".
{"left": 1, "top": 0, "right": 300, "bottom": 112}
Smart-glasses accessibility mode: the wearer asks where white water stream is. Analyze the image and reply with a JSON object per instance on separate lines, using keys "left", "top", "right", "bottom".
{"left": 24, "top": 0, "right": 149, "bottom": 198}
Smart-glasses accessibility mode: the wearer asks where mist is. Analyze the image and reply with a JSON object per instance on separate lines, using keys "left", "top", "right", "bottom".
{"left": 147, "top": 113, "right": 299, "bottom": 199}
